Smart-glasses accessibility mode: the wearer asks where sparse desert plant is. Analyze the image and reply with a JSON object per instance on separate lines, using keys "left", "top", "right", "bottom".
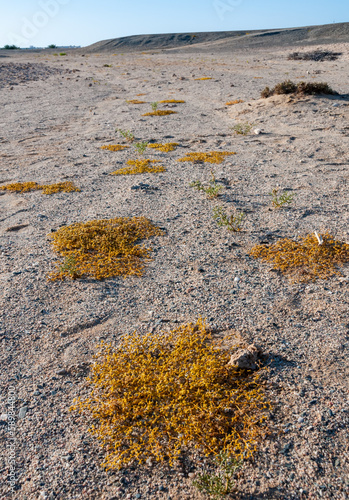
{"left": 231, "top": 122, "right": 255, "bottom": 136}
{"left": 101, "top": 144, "right": 129, "bottom": 152}
{"left": 49, "top": 217, "right": 163, "bottom": 281}
{"left": 250, "top": 233, "right": 349, "bottom": 282}
{"left": 261, "top": 80, "right": 337, "bottom": 98}
{"left": 103, "top": 64, "right": 112, "bottom": 67}
{"left": 59, "top": 52, "right": 67, "bottom": 56}
{"left": 71, "top": 318, "right": 270, "bottom": 469}
{"left": 270, "top": 188, "right": 294, "bottom": 208}
{"left": 47, "top": 44, "right": 57, "bottom": 49}
{"left": 193, "top": 452, "right": 242, "bottom": 498}
{"left": 288, "top": 50, "right": 342, "bottom": 61}
{"left": 151, "top": 101, "right": 159, "bottom": 111}
{"left": 194, "top": 77, "right": 212, "bottom": 80}
{"left": 116, "top": 128, "right": 135, "bottom": 143}
{"left": 147, "top": 142, "right": 178, "bottom": 152}
{"left": 134, "top": 141, "right": 149, "bottom": 155}
{"left": 213, "top": 206, "right": 245, "bottom": 232}
{"left": 0, "top": 181, "right": 80, "bottom": 195}
{"left": 110, "top": 159, "right": 165, "bottom": 175}
{"left": 226, "top": 99, "right": 244, "bottom": 106}
{"left": 190, "top": 172, "right": 223, "bottom": 199}
{"left": 178, "top": 151, "right": 236, "bottom": 164}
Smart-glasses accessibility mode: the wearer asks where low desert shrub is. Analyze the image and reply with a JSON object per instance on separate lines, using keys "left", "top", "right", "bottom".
{"left": 190, "top": 172, "right": 223, "bottom": 199}
{"left": 110, "top": 159, "right": 165, "bottom": 175}
{"left": 147, "top": 142, "right": 178, "bottom": 152}
{"left": 288, "top": 50, "right": 342, "bottom": 61}
{"left": 134, "top": 141, "right": 149, "bottom": 155}
{"left": 213, "top": 206, "right": 245, "bottom": 232}
{"left": 194, "top": 77, "right": 212, "bottom": 80}
{"left": 142, "top": 110, "right": 177, "bottom": 116}
{"left": 116, "top": 128, "right": 135, "bottom": 143}
{"left": 193, "top": 452, "right": 242, "bottom": 498}
{"left": 71, "top": 319, "right": 270, "bottom": 469}
{"left": 101, "top": 144, "right": 129, "bottom": 151}
{"left": 59, "top": 52, "right": 67, "bottom": 56}
{"left": 270, "top": 188, "right": 294, "bottom": 208}
{"left": 2, "top": 45, "right": 20, "bottom": 50}
{"left": 159, "top": 99, "right": 185, "bottom": 103}
{"left": 49, "top": 217, "right": 163, "bottom": 281}
{"left": 231, "top": 122, "right": 255, "bottom": 136}
{"left": 178, "top": 151, "right": 236, "bottom": 164}
{"left": 126, "top": 99, "right": 146, "bottom": 104}
{"left": 261, "top": 80, "right": 337, "bottom": 98}
{"left": 250, "top": 233, "right": 349, "bottom": 282}
{"left": 0, "top": 181, "right": 80, "bottom": 195}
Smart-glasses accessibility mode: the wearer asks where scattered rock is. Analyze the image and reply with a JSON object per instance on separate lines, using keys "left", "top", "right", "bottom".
{"left": 227, "top": 344, "right": 261, "bottom": 370}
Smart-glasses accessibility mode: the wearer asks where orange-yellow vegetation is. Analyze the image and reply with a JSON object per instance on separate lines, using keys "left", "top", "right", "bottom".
{"left": 147, "top": 142, "right": 179, "bottom": 152}
{"left": 71, "top": 318, "right": 270, "bottom": 469}
{"left": 0, "top": 181, "right": 80, "bottom": 194}
{"left": 142, "top": 110, "right": 178, "bottom": 116}
{"left": 110, "top": 159, "right": 166, "bottom": 175}
{"left": 194, "top": 77, "right": 212, "bottom": 80}
{"left": 48, "top": 217, "right": 163, "bottom": 281}
{"left": 136, "top": 93, "right": 147, "bottom": 96}
{"left": 101, "top": 145, "right": 129, "bottom": 152}
{"left": 226, "top": 99, "right": 244, "bottom": 105}
{"left": 159, "top": 99, "right": 185, "bottom": 103}
{"left": 250, "top": 233, "right": 349, "bottom": 282}
{"left": 178, "top": 151, "right": 236, "bottom": 164}
{"left": 126, "top": 99, "right": 147, "bottom": 104}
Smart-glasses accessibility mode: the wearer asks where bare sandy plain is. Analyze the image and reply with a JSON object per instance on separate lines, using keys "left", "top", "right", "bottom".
{"left": 0, "top": 32, "right": 349, "bottom": 500}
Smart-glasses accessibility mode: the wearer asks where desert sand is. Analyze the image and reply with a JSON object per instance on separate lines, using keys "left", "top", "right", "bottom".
{"left": 0, "top": 26, "right": 349, "bottom": 499}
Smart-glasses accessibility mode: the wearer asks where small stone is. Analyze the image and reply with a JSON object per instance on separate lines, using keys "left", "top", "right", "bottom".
{"left": 18, "top": 406, "right": 28, "bottom": 419}
{"left": 253, "top": 128, "right": 262, "bottom": 135}
{"left": 56, "top": 369, "right": 69, "bottom": 376}
{"left": 227, "top": 344, "right": 261, "bottom": 370}
{"left": 298, "top": 417, "right": 304, "bottom": 423}
{"left": 0, "top": 413, "right": 8, "bottom": 423}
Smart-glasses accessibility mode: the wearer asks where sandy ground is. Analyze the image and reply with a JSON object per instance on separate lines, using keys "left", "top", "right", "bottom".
{"left": 0, "top": 41, "right": 349, "bottom": 500}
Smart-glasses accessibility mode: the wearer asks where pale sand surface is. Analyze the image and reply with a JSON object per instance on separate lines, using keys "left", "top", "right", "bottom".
{"left": 0, "top": 40, "right": 349, "bottom": 499}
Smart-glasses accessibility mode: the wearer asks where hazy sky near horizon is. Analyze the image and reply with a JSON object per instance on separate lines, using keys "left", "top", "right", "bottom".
{"left": 1, "top": 0, "right": 348, "bottom": 48}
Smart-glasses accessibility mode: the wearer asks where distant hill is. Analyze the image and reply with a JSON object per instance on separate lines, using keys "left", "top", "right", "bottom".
{"left": 80, "top": 22, "right": 349, "bottom": 54}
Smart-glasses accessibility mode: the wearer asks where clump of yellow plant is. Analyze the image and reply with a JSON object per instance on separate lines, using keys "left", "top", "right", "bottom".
{"left": 48, "top": 217, "right": 163, "bottom": 281}
{"left": 101, "top": 145, "right": 129, "bottom": 152}
{"left": 178, "top": 152, "right": 236, "bottom": 164}
{"left": 0, "top": 181, "right": 80, "bottom": 194}
{"left": 194, "top": 77, "right": 212, "bottom": 80}
{"left": 110, "top": 159, "right": 165, "bottom": 175}
{"left": 71, "top": 319, "right": 270, "bottom": 469}
{"left": 142, "top": 110, "right": 177, "bottom": 117}
{"left": 147, "top": 142, "right": 179, "bottom": 152}
{"left": 159, "top": 99, "right": 185, "bottom": 103}
{"left": 126, "top": 99, "right": 147, "bottom": 104}
{"left": 226, "top": 99, "right": 244, "bottom": 106}
{"left": 250, "top": 233, "right": 349, "bottom": 282}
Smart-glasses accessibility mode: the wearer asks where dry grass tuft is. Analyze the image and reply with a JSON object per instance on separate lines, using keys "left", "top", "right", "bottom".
{"left": 71, "top": 318, "right": 270, "bottom": 469}
{"left": 48, "top": 217, "right": 163, "bottom": 281}
{"left": 0, "top": 181, "right": 80, "bottom": 194}
{"left": 101, "top": 145, "right": 129, "bottom": 152}
{"left": 178, "top": 152, "right": 236, "bottom": 164}
{"left": 110, "top": 159, "right": 166, "bottom": 175}
{"left": 261, "top": 80, "right": 337, "bottom": 98}
{"left": 147, "top": 142, "right": 179, "bottom": 152}
{"left": 250, "top": 233, "right": 349, "bottom": 282}
{"left": 288, "top": 50, "right": 342, "bottom": 61}
{"left": 142, "top": 110, "right": 178, "bottom": 116}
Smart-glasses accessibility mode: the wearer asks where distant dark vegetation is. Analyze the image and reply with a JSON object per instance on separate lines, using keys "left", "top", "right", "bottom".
{"left": 2, "top": 45, "right": 20, "bottom": 50}
{"left": 261, "top": 80, "right": 338, "bottom": 98}
{"left": 288, "top": 50, "right": 342, "bottom": 61}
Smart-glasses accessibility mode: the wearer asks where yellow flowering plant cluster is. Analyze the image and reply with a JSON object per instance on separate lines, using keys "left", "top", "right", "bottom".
{"left": 0, "top": 181, "right": 80, "bottom": 195}
{"left": 250, "top": 233, "right": 349, "bottom": 282}
{"left": 71, "top": 319, "right": 270, "bottom": 469}
{"left": 101, "top": 145, "right": 129, "bottom": 152}
{"left": 110, "top": 159, "right": 166, "bottom": 175}
{"left": 194, "top": 77, "right": 212, "bottom": 80}
{"left": 48, "top": 217, "right": 163, "bottom": 281}
{"left": 126, "top": 99, "right": 147, "bottom": 104}
{"left": 178, "top": 152, "right": 236, "bottom": 164}
{"left": 226, "top": 99, "right": 244, "bottom": 106}
{"left": 159, "top": 99, "right": 185, "bottom": 103}
{"left": 147, "top": 142, "right": 179, "bottom": 152}
{"left": 142, "top": 110, "right": 177, "bottom": 117}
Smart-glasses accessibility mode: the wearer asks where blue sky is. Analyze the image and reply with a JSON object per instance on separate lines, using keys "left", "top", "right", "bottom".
{"left": 1, "top": 0, "right": 348, "bottom": 48}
